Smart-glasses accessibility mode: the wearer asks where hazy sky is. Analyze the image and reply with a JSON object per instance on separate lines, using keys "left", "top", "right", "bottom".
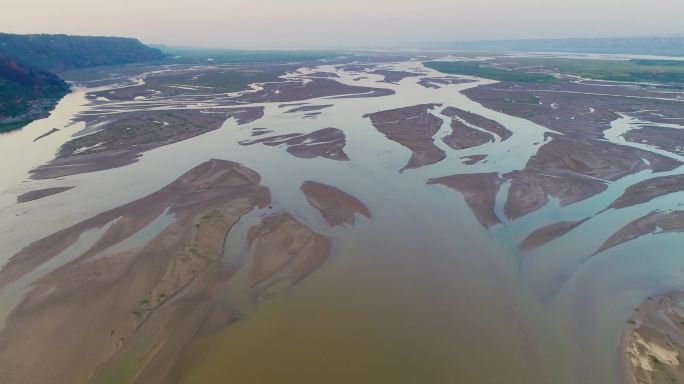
{"left": 2, "top": 0, "right": 683, "bottom": 49}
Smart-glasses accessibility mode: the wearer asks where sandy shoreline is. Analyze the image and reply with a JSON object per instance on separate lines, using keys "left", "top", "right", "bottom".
{"left": 301, "top": 181, "right": 371, "bottom": 227}
{"left": 442, "top": 106, "right": 511, "bottom": 140}
{"left": 248, "top": 213, "right": 331, "bottom": 297}
{"left": 0, "top": 159, "right": 270, "bottom": 383}
{"left": 621, "top": 291, "right": 684, "bottom": 384}
{"left": 364, "top": 104, "right": 445, "bottom": 171}
{"left": 428, "top": 173, "right": 504, "bottom": 228}
{"left": 0, "top": 156, "right": 344, "bottom": 383}
{"left": 595, "top": 210, "right": 684, "bottom": 255}
{"left": 30, "top": 107, "right": 264, "bottom": 179}
{"left": 16, "top": 186, "right": 74, "bottom": 203}
{"left": 240, "top": 127, "right": 349, "bottom": 161}
{"left": 441, "top": 108, "right": 495, "bottom": 149}
{"left": 519, "top": 218, "right": 589, "bottom": 251}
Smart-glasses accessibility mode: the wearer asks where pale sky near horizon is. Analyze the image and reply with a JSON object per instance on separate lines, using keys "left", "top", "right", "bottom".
{"left": 2, "top": 0, "right": 683, "bottom": 49}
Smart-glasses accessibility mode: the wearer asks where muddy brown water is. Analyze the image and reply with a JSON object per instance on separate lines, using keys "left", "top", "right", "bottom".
{"left": 1, "top": 59, "right": 684, "bottom": 383}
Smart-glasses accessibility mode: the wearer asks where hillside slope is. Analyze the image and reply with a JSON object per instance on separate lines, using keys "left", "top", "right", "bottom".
{"left": 0, "top": 54, "right": 69, "bottom": 132}
{"left": 0, "top": 33, "right": 165, "bottom": 73}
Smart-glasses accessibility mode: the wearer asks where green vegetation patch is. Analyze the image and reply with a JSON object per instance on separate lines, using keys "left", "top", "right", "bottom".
{"left": 512, "top": 57, "right": 684, "bottom": 85}
{"left": 0, "top": 55, "right": 70, "bottom": 132}
{"left": 631, "top": 59, "right": 684, "bottom": 67}
{"left": 157, "top": 46, "right": 341, "bottom": 65}
{"left": 424, "top": 61, "right": 555, "bottom": 83}
{"left": 0, "top": 121, "right": 30, "bottom": 133}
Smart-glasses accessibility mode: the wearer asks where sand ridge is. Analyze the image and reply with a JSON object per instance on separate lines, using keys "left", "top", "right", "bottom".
{"left": 0, "top": 159, "right": 271, "bottom": 384}
{"left": 301, "top": 181, "right": 371, "bottom": 227}
{"left": 364, "top": 104, "right": 446, "bottom": 171}
{"left": 428, "top": 173, "right": 504, "bottom": 228}
{"left": 248, "top": 213, "right": 332, "bottom": 297}
{"left": 240, "top": 127, "right": 350, "bottom": 161}
{"left": 622, "top": 292, "right": 684, "bottom": 384}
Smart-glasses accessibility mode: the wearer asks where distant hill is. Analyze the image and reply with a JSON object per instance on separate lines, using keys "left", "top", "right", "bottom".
{"left": 0, "top": 54, "right": 69, "bottom": 131}
{"left": 420, "top": 37, "right": 684, "bottom": 57}
{"left": 0, "top": 33, "right": 165, "bottom": 73}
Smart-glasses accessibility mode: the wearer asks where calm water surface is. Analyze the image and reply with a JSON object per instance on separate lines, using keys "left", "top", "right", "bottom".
{"left": 1, "top": 60, "right": 683, "bottom": 383}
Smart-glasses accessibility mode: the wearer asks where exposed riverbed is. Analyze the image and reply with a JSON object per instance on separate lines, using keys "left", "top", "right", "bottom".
{"left": 1, "top": 55, "right": 683, "bottom": 383}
